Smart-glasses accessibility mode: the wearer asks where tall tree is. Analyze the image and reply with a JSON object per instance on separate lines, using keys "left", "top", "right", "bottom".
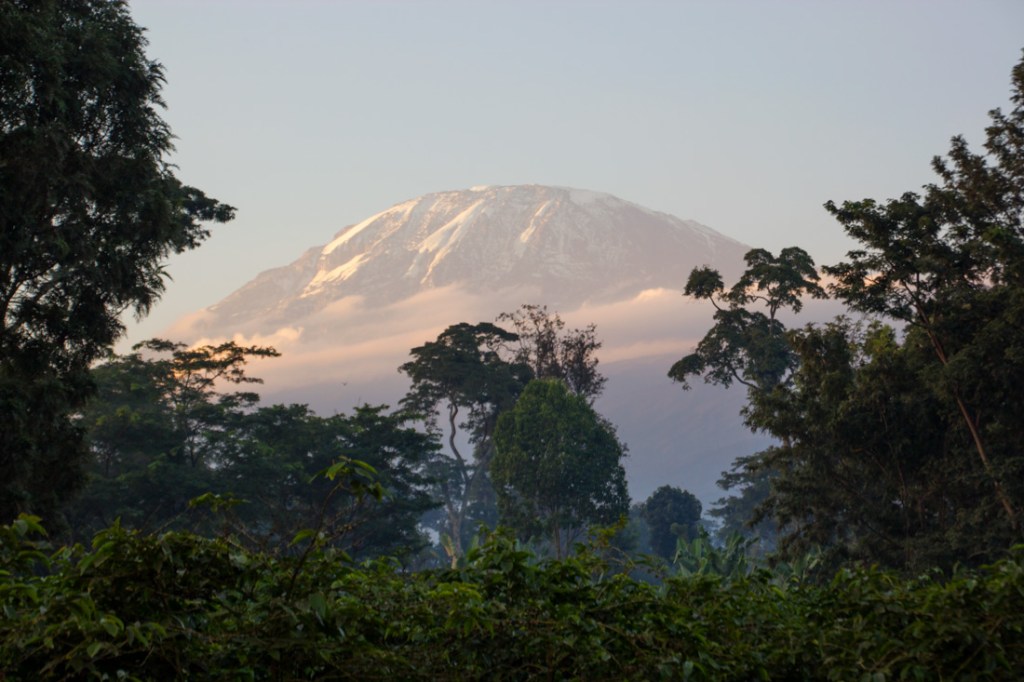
{"left": 0, "top": 0, "right": 234, "bottom": 521}
{"left": 823, "top": 51, "right": 1024, "bottom": 538}
{"left": 668, "top": 247, "right": 824, "bottom": 545}
{"left": 492, "top": 379, "right": 629, "bottom": 558}
{"left": 497, "top": 304, "right": 606, "bottom": 403}
{"left": 399, "top": 322, "right": 530, "bottom": 562}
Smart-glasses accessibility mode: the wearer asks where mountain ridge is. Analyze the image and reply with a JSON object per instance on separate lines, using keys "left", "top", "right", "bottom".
{"left": 195, "top": 185, "right": 749, "bottom": 338}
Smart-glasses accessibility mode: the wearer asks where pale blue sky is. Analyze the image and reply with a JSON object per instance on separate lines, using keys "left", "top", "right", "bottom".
{"left": 124, "top": 0, "right": 1024, "bottom": 344}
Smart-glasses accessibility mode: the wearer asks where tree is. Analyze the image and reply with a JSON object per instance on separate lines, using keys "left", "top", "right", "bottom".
{"left": 492, "top": 379, "right": 629, "bottom": 557}
{"left": 399, "top": 322, "right": 530, "bottom": 562}
{"left": 497, "top": 304, "right": 607, "bottom": 402}
{"left": 65, "top": 339, "right": 280, "bottom": 536}
{"left": 745, "top": 320, "right": 959, "bottom": 570}
{"left": 220, "top": 403, "right": 439, "bottom": 559}
{"left": 823, "top": 51, "right": 1024, "bottom": 541}
{"left": 0, "top": 1, "right": 235, "bottom": 522}
{"left": 669, "top": 248, "right": 825, "bottom": 395}
{"left": 668, "top": 248, "right": 824, "bottom": 547}
{"left": 639, "top": 485, "right": 702, "bottom": 560}
{"left": 68, "top": 341, "right": 439, "bottom": 558}
{"left": 708, "top": 453, "right": 778, "bottom": 553}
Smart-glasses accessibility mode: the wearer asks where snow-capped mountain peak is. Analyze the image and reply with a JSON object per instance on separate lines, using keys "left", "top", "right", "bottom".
{"left": 199, "top": 184, "right": 748, "bottom": 336}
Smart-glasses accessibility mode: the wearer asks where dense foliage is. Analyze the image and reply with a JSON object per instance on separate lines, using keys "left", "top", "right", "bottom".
{"left": 399, "top": 306, "right": 611, "bottom": 563}
{"left": 63, "top": 340, "right": 439, "bottom": 559}
{"left": 0, "top": 0, "right": 234, "bottom": 522}
{"left": 6, "top": 3, "right": 1024, "bottom": 677}
{"left": 492, "top": 379, "right": 629, "bottom": 556}
{"left": 2, "top": 516, "right": 1023, "bottom": 680}
{"left": 640, "top": 486, "right": 703, "bottom": 560}
{"left": 676, "top": 52, "right": 1024, "bottom": 573}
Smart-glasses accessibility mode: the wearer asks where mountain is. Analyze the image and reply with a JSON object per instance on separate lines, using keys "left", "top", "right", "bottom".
{"left": 190, "top": 185, "right": 749, "bottom": 338}
{"left": 169, "top": 185, "right": 776, "bottom": 504}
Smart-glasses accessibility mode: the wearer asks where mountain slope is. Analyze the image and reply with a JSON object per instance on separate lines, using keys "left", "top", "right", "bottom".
{"left": 192, "top": 185, "right": 749, "bottom": 337}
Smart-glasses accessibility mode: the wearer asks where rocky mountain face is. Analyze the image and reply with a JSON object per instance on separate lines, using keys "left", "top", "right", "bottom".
{"left": 170, "top": 185, "right": 773, "bottom": 504}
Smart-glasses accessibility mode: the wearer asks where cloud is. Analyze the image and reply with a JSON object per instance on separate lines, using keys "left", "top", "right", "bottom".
{"left": 158, "top": 281, "right": 850, "bottom": 406}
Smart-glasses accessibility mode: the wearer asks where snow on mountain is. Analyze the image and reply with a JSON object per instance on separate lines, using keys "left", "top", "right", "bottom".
{"left": 193, "top": 185, "right": 749, "bottom": 338}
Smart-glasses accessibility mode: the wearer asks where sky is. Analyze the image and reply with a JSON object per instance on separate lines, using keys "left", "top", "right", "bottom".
{"left": 123, "top": 0, "right": 1024, "bottom": 346}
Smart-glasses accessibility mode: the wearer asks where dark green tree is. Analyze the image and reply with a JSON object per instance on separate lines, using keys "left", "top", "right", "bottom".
{"left": 0, "top": 0, "right": 234, "bottom": 521}
{"left": 399, "top": 322, "right": 530, "bottom": 562}
{"left": 69, "top": 342, "right": 438, "bottom": 558}
{"left": 822, "top": 51, "right": 1024, "bottom": 543}
{"left": 639, "top": 485, "right": 703, "bottom": 560}
{"left": 65, "top": 339, "right": 279, "bottom": 536}
{"left": 221, "top": 403, "right": 439, "bottom": 559}
{"left": 669, "top": 247, "right": 824, "bottom": 547}
{"left": 708, "top": 454, "right": 778, "bottom": 553}
{"left": 746, "top": 320, "right": 959, "bottom": 570}
{"left": 669, "top": 247, "right": 825, "bottom": 395}
{"left": 492, "top": 379, "right": 629, "bottom": 558}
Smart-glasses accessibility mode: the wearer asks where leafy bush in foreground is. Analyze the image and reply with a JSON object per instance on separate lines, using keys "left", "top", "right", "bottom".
{"left": 2, "top": 516, "right": 1023, "bottom": 680}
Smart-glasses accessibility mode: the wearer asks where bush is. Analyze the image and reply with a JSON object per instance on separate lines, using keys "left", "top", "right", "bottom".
{"left": 2, "top": 517, "right": 1023, "bottom": 680}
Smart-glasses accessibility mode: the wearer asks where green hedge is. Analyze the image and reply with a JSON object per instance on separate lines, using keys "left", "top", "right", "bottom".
{"left": 2, "top": 518, "right": 1022, "bottom": 680}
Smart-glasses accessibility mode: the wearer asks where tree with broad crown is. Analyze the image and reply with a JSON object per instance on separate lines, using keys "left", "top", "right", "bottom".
{"left": 492, "top": 379, "right": 629, "bottom": 558}
{"left": 669, "top": 247, "right": 825, "bottom": 396}
{"left": 823, "top": 50, "right": 1024, "bottom": 537}
{"left": 0, "top": 0, "right": 234, "bottom": 522}
{"left": 399, "top": 322, "right": 530, "bottom": 563}
{"left": 668, "top": 247, "right": 824, "bottom": 548}
{"left": 639, "top": 485, "right": 702, "bottom": 560}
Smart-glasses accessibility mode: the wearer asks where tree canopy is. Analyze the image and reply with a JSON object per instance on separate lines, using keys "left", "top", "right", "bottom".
{"left": 699, "top": 51, "right": 1024, "bottom": 571}
{"left": 640, "top": 485, "right": 703, "bottom": 560}
{"left": 0, "top": 0, "right": 234, "bottom": 522}
{"left": 66, "top": 340, "right": 439, "bottom": 559}
{"left": 497, "top": 304, "right": 607, "bottom": 403}
{"left": 492, "top": 379, "right": 629, "bottom": 557}
{"left": 669, "top": 248, "right": 824, "bottom": 395}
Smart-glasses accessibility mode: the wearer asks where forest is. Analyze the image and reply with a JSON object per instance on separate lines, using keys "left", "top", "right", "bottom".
{"left": 2, "top": 1, "right": 1024, "bottom": 678}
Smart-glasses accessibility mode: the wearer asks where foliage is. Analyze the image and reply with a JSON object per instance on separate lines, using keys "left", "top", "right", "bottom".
{"left": 821, "top": 54, "right": 1024, "bottom": 542}
{"left": 672, "top": 531, "right": 753, "bottom": 582}
{"left": 3, "top": 516, "right": 1024, "bottom": 680}
{"left": 0, "top": 0, "right": 234, "bottom": 522}
{"left": 640, "top": 485, "right": 702, "bottom": 560}
{"left": 669, "top": 247, "right": 825, "bottom": 395}
{"left": 497, "top": 303, "right": 607, "bottom": 402}
{"left": 399, "top": 322, "right": 531, "bottom": 562}
{"left": 492, "top": 379, "right": 629, "bottom": 557}
{"left": 707, "top": 453, "right": 778, "bottom": 552}
{"left": 66, "top": 341, "right": 438, "bottom": 559}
